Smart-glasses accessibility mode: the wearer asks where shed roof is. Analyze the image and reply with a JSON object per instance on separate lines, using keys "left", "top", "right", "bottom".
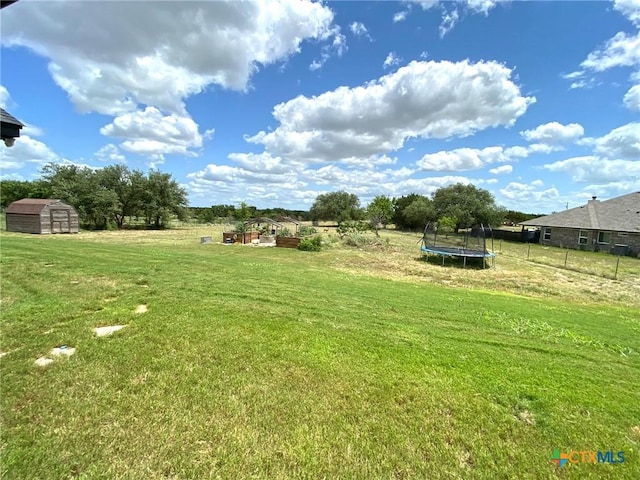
{"left": 243, "top": 217, "right": 285, "bottom": 228}
{"left": 6, "top": 198, "right": 66, "bottom": 215}
{"left": 521, "top": 192, "right": 640, "bottom": 233}
{"left": 0, "top": 108, "right": 24, "bottom": 127}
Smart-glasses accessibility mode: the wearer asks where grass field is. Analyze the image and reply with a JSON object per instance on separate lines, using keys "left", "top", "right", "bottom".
{"left": 1, "top": 227, "right": 639, "bottom": 479}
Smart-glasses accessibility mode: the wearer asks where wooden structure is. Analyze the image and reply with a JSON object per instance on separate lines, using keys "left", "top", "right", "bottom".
{"left": 5, "top": 199, "right": 79, "bottom": 234}
{"left": 1, "top": 108, "right": 24, "bottom": 147}
{"left": 276, "top": 236, "right": 301, "bottom": 248}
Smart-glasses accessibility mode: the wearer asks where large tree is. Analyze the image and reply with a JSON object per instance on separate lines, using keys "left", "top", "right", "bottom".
{"left": 432, "top": 183, "right": 504, "bottom": 231}
{"left": 367, "top": 195, "right": 394, "bottom": 236}
{"left": 392, "top": 193, "right": 427, "bottom": 230}
{"left": 42, "top": 163, "right": 119, "bottom": 229}
{"left": 96, "top": 164, "right": 147, "bottom": 228}
{"left": 140, "top": 171, "right": 188, "bottom": 228}
{"left": 0, "top": 180, "right": 52, "bottom": 208}
{"left": 403, "top": 197, "right": 437, "bottom": 230}
{"left": 309, "top": 191, "right": 362, "bottom": 223}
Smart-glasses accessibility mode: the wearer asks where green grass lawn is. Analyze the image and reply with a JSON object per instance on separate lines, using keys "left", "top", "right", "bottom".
{"left": 1, "top": 231, "right": 639, "bottom": 479}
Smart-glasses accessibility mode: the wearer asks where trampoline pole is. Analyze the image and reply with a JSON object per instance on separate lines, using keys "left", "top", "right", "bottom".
{"left": 463, "top": 256, "right": 467, "bottom": 268}
{"left": 442, "top": 255, "right": 444, "bottom": 266}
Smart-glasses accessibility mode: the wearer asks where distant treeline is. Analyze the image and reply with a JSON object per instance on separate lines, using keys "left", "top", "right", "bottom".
{"left": 188, "top": 205, "right": 311, "bottom": 224}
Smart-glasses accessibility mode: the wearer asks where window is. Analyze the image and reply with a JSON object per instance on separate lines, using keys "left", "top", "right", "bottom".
{"left": 543, "top": 227, "right": 551, "bottom": 241}
{"left": 597, "top": 231, "right": 611, "bottom": 244}
{"left": 578, "top": 230, "right": 588, "bottom": 245}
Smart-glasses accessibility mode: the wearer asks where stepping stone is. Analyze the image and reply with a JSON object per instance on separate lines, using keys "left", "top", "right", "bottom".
{"left": 94, "top": 325, "right": 127, "bottom": 337}
{"left": 135, "top": 305, "right": 148, "bottom": 314}
{"left": 35, "top": 357, "right": 54, "bottom": 367}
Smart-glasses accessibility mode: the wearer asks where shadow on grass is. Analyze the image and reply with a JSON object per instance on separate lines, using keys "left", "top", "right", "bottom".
{"left": 414, "top": 255, "right": 493, "bottom": 270}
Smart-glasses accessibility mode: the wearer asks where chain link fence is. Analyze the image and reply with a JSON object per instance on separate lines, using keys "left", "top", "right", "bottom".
{"left": 495, "top": 239, "right": 640, "bottom": 281}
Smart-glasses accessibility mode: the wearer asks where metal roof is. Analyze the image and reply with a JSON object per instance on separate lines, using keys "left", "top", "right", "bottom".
{"left": 0, "top": 108, "right": 24, "bottom": 127}
{"left": 243, "top": 217, "right": 285, "bottom": 228}
{"left": 6, "top": 199, "right": 64, "bottom": 215}
{"left": 521, "top": 192, "right": 640, "bottom": 233}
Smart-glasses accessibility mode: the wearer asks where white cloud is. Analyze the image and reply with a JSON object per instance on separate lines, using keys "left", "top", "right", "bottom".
{"left": 439, "top": 8, "right": 460, "bottom": 38}
{"left": 418, "top": 146, "right": 527, "bottom": 172}
{"left": 0, "top": 135, "right": 67, "bottom": 171}
{"left": 309, "top": 26, "right": 347, "bottom": 71}
{"left": 393, "top": 11, "right": 409, "bottom": 23}
{"left": 418, "top": 148, "right": 484, "bottom": 171}
{"left": 580, "top": 31, "right": 640, "bottom": 72}
{"left": 520, "top": 122, "right": 584, "bottom": 145}
{"left": 247, "top": 60, "right": 535, "bottom": 163}
{"left": 590, "top": 122, "right": 640, "bottom": 160}
{"left": 615, "top": 0, "right": 640, "bottom": 27}
{"left": 399, "top": 1, "right": 506, "bottom": 36}
{"left": 499, "top": 182, "right": 560, "bottom": 203}
{"left": 1, "top": 0, "right": 338, "bottom": 115}
{"left": 489, "top": 165, "right": 513, "bottom": 175}
{"left": 543, "top": 156, "right": 640, "bottom": 183}
{"left": 0, "top": 85, "right": 10, "bottom": 109}
{"left": 100, "top": 107, "right": 204, "bottom": 157}
{"left": 466, "top": 0, "right": 509, "bottom": 16}
{"left": 623, "top": 84, "right": 640, "bottom": 110}
{"left": 383, "top": 52, "right": 401, "bottom": 69}
{"left": 94, "top": 144, "right": 126, "bottom": 163}
{"left": 349, "top": 21, "right": 368, "bottom": 36}
{"left": 565, "top": 2, "right": 640, "bottom": 84}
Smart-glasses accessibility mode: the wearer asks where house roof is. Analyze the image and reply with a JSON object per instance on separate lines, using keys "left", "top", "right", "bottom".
{"left": 6, "top": 198, "right": 64, "bottom": 215}
{"left": 0, "top": 108, "right": 24, "bottom": 128}
{"left": 521, "top": 192, "right": 640, "bottom": 233}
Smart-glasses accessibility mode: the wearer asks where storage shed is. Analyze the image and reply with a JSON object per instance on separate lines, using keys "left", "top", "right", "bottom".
{"left": 5, "top": 199, "right": 79, "bottom": 234}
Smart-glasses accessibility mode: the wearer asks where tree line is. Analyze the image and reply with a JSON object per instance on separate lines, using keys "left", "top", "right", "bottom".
{"left": 1, "top": 168, "right": 536, "bottom": 232}
{"left": 1, "top": 163, "right": 188, "bottom": 230}
{"left": 308, "top": 183, "right": 535, "bottom": 233}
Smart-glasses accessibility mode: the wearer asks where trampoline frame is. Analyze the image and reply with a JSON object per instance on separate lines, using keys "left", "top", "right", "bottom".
{"left": 421, "top": 223, "right": 496, "bottom": 268}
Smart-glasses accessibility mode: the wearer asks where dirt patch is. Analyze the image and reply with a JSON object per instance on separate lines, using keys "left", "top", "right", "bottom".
{"left": 0, "top": 351, "right": 8, "bottom": 358}
{"left": 94, "top": 325, "right": 128, "bottom": 337}
{"left": 35, "top": 357, "right": 54, "bottom": 367}
{"left": 516, "top": 410, "right": 536, "bottom": 425}
{"left": 135, "top": 305, "right": 148, "bottom": 314}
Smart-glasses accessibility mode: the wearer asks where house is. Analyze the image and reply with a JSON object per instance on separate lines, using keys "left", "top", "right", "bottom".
{"left": 520, "top": 192, "right": 640, "bottom": 256}
{"left": 5, "top": 198, "right": 79, "bottom": 234}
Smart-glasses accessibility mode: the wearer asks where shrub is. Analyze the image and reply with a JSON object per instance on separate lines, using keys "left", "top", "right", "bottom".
{"left": 299, "top": 225, "right": 317, "bottom": 236}
{"left": 278, "top": 227, "right": 292, "bottom": 237}
{"left": 336, "top": 221, "right": 370, "bottom": 237}
{"left": 298, "top": 235, "right": 322, "bottom": 252}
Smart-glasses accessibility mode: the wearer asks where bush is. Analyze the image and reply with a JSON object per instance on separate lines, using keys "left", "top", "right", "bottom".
{"left": 299, "top": 225, "right": 317, "bottom": 236}
{"left": 278, "top": 227, "right": 292, "bottom": 237}
{"left": 336, "top": 221, "right": 370, "bottom": 237}
{"left": 298, "top": 235, "right": 322, "bottom": 252}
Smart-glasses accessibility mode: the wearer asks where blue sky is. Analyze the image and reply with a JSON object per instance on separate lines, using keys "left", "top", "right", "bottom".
{"left": 1, "top": 0, "right": 639, "bottom": 213}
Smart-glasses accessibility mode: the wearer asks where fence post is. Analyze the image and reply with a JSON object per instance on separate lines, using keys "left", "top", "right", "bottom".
{"left": 564, "top": 249, "right": 569, "bottom": 268}
{"left": 614, "top": 255, "right": 620, "bottom": 280}
{"left": 527, "top": 243, "right": 531, "bottom": 260}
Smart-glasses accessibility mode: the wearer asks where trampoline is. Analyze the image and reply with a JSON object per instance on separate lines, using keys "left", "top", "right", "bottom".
{"left": 421, "top": 222, "right": 495, "bottom": 268}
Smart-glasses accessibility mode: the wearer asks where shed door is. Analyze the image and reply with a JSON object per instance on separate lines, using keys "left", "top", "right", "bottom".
{"left": 50, "top": 209, "right": 70, "bottom": 233}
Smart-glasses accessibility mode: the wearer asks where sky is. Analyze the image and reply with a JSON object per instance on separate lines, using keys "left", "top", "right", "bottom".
{"left": 1, "top": 0, "right": 639, "bottom": 213}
